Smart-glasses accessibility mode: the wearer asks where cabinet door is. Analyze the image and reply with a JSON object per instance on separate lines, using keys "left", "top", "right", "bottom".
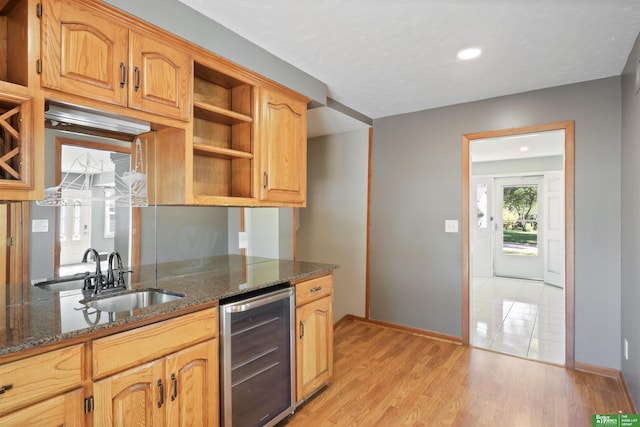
{"left": 129, "top": 31, "right": 191, "bottom": 120}
{"left": 259, "top": 87, "right": 307, "bottom": 205}
{"left": 0, "top": 388, "right": 84, "bottom": 427}
{"left": 40, "top": 0, "right": 128, "bottom": 106}
{"left": 93, "top": 359, "right": 165, "bottom": 427}
{"left": 165, "top": 339, "right": 219, "bottom": 427}
{"left": 296, "top": 295, "right": 333, "bottom": 401}
{"left": 0, "top": 87, "right": 36, "bottom": 198}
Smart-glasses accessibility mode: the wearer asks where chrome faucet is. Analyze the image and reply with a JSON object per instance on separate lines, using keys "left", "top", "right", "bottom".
{"left": 81, "top": 248, "right": 103, "bottom": 290}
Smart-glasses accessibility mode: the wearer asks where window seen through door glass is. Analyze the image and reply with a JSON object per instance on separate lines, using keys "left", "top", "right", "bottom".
{"left": 502, "top": 185, "right": 538, "bottom": 256}
{"left": 476, "top": 184, "right": 488, "bottom": 229}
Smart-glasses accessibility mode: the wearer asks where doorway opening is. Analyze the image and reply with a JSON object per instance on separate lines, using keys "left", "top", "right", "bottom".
{"left": 462, "top": 121, "right": 574, "bottom": 367}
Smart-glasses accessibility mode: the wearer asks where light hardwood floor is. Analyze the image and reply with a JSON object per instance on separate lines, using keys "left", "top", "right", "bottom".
{"left": 284, "top": 318, "right": 634, "bottom": 426}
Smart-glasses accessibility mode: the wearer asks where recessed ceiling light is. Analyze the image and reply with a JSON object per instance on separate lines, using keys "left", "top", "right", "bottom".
{"left": 457, "top": 48, "right": 482, "bottom": 60}
{"left": 520, "top": 146, "right": 529, "bottom": 152}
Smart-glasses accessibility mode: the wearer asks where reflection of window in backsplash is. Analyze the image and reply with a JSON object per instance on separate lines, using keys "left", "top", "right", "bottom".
{"left": 104, "top": 188, "right": 116, "bottom": 238}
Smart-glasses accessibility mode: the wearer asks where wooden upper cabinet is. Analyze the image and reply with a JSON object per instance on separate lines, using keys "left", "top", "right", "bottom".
{"left": 40, "top": 0, "right": 129, "bottom": 106}
{"left": 40, "top": 0, "right": 191, "bottom": 121}
{"left": 0, "top": 84, "right": 36, "bottom": 199}
{"left": 258, "top": 87, "right": 307, "bottom": 205}
{"left": 128, "top": 30, "right": 191, "bottom": 120}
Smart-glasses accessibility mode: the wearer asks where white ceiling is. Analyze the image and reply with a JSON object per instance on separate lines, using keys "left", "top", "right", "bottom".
{"left": 471, "top": 129, "right": 564, "bottom": 163}
{"left": 177, "top": 0, "right": 640, "bottom": 130}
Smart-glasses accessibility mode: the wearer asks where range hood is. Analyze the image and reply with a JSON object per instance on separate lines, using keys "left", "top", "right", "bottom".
{"left": 44, "top": 102, "right": 151, "bottom": 135}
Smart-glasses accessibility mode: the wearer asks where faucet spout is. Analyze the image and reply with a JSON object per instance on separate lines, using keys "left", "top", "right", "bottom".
{"left": 82, "top": 248, "right": 103, "bottom": 291}
{"left": 107, "top": 251, "right": 125, "bottom": 289}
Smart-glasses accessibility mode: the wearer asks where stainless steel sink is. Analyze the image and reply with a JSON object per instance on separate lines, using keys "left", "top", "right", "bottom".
{"left": 80, "top": 289, "right": 185, "bottom": 312}
{"left": 35, "top": 279, "right": 86, "bottom": 292}
{"left": 33, "top": 272, "right": 90, "bottom": 292}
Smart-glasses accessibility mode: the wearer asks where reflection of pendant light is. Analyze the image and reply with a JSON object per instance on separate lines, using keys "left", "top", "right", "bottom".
{"left": 45, "top": 102, "right": 150, "bottom": 135}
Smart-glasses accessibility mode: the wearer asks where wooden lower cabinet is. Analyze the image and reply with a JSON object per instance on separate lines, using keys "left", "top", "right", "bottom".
{"left": 93, "top": 358, "right": 165, "bottom": 426}
{"left": 0, "top": 388, "right": 84, "bottom": 427}
{"left": 165, "top": 339, "right": 219, "bottom": 427}
{"left": 0, "top": 344, "right": 83, "bottom": 421}
{"left": 295, "top": 275, "right": 334, "bottom": 402}
{"left": 93, "top": 338, "right": 218, "bottom": 427}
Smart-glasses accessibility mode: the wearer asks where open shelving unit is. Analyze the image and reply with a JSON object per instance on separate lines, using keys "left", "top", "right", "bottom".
{"left": 192, "top": 62, "right": 254, "bottom": 200}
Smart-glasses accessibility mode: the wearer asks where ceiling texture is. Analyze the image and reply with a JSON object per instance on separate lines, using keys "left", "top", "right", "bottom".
{"left": 178, "top": 0, "right": 640, "bottom": 135}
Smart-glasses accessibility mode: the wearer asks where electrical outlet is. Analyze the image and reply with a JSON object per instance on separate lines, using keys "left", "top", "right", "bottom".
{"left": 32, "top": 219, "right": 49, "bottom": 233}
{"left": 625, "top": 339, "right": 629, "bottom": 361}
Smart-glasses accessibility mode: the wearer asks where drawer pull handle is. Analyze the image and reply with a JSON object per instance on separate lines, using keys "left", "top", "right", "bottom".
{"left": 300, "top": 321, "right": 304, "bottom": 339}
{"left": 310, "top": 286, "right": 322, "bottom": 293}
{"left": 0, "top": 384, "right": 13, "bottom": 394}
{"left": 157, "top": 379, "right": 164, "bottom": 408}
{"left": 171, "top": 373, "right": 178, "bottom": 401}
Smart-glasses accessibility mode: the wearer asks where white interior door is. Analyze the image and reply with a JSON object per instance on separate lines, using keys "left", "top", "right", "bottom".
{"left": 543, "top": 171, "right": 565, "bottom": 288}
{"left": 471, "top": 177, "right": 493, "bottom": 277}
{"left": 494, "top": 176, "right": 544, "bottom": 280}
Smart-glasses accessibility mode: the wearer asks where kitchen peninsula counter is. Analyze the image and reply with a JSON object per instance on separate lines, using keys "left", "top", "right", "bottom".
{"left": 0, "top": 255, "right": 337, "bottom": 357}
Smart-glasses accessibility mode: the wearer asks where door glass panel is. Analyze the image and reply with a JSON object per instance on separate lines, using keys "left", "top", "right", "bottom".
{"left": 502, "top": 185, "right": 538, "bottom": 256}
{"left": 476, "top": 183, "right": 488, "bottom": 228}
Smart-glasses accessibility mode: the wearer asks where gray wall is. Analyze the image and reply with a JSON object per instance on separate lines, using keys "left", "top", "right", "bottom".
{"left": 621, "top": 32, "right": 640, "bottom": 408}
{"left": 155, "top": 206, "right": 228, "bottom": 263}
{"left": 371, "top": 77, "right": 622, "bottom": 369}
{"left": 102, "top": 0, "right": 327, "bottom": 105}
{"left": 297, "top": 129, "right": 370, "bottom": 321}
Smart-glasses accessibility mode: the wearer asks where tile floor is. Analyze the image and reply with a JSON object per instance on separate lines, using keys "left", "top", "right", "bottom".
{"left": 471, "top": 276, "right": 565, "bottom": 365}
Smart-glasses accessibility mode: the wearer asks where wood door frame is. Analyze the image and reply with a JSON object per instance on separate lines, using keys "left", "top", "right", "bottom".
{"left": 462, "top": 120, "right": 575, "bottom": 368}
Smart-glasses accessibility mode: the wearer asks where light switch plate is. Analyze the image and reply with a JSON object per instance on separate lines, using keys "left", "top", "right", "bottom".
{"left": 238, "top": 231, "right": 248, "bottom": 249}
{"left": 445, "top": 220, "right": 458, "bottom": 233}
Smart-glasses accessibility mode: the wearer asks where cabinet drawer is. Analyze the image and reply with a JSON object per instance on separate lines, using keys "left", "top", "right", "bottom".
{"left": 93, "top": 308, "right": 218, "bottom": 379}
{"left": 295, "top": 274, "right": 333, "bottom": 306}
{"left": 0, "top": 344, "right": 83, "bottom": 416}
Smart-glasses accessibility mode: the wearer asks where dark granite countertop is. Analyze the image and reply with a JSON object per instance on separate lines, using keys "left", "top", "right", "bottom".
{"left": 0, "top": 255, "right": 337, "bottom": 357}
